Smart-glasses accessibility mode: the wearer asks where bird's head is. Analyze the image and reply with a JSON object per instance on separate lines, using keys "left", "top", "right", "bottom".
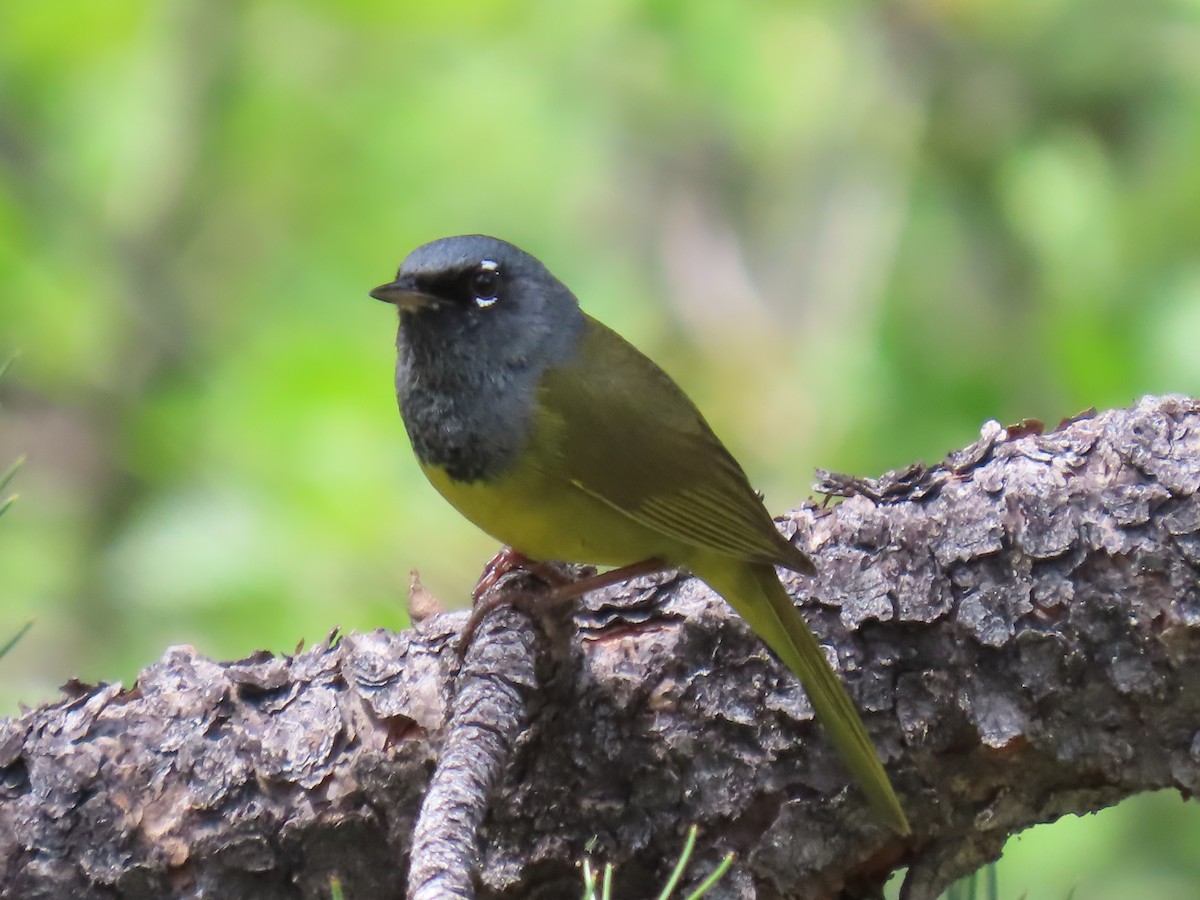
{"left": 375, "top": 235, "right": 586, "bottom": 479}
{"left": 371, "top": 234, "right": 575, "bottom": 319}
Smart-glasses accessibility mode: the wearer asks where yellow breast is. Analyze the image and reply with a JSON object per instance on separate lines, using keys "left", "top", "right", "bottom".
{"left": 419, "top": 456, "right": 668, "bottom": 567}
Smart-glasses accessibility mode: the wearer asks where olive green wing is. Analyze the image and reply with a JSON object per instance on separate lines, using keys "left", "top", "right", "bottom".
{"left": 535, "top": 315, "right": 814, "bottom": 573}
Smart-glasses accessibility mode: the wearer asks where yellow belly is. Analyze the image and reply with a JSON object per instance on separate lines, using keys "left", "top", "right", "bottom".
{"left": 420, "top": 458, "right": 671, "bottom": 567}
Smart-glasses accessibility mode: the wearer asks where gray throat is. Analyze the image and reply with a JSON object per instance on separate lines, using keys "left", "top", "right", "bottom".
{"left": 394, "top": 309, "right": 581, "bottom": 483}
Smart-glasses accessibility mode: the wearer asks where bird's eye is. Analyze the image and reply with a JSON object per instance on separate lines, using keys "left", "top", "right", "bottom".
{"left": 470, "top": 261, "right": 501, "bottom": 308}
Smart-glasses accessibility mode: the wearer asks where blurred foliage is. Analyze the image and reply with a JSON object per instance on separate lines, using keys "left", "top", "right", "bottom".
{"left": 2, "top": 0, "right": 1199, "bottom": 892}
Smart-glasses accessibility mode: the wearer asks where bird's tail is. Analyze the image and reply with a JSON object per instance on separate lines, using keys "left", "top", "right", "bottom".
{"left": 699, "top": 560, "right": 910, "bottom": 835}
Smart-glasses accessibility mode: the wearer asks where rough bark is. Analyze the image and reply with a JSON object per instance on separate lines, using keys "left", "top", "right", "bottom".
{"left": 2, "top": 394, "right": 1199, "bottom": 900}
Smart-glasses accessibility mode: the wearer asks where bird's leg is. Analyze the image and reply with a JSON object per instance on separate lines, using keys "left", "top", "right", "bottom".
{"left": 471, "top": 546, "right": 524, "bottom": 603}
{"left": 542, "top": 556, "right": 669, "bottom": 605}
{"left": 471, "top": 547, "right": 569, "bottom": 604}
{"left": 459, "top": 554, "right": 670, "bottom": 657}
{"left": 460, "top": 547, "right": 574, "bottom": 655}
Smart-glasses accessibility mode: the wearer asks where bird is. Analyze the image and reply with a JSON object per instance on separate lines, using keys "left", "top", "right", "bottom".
{"left": 370, "top": 234, "right": 909, "bottom": 834}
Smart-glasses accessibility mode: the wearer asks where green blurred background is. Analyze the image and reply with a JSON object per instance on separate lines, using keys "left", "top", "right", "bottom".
{"left": 2, "top": 0, "right": 1199, "bottom": 895}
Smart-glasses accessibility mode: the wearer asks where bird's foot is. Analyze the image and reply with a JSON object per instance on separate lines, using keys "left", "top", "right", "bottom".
{"left": 541, "top": 556, "right": 670, "bottom": 605}
{"left": 460, "top": 549, "right": 574, "bottom": 656}
{"left": 459, "top": 553, "right": 671, "bottom": 659}
{"left": 471, "top": 547, "right": 570, "bottom": 604}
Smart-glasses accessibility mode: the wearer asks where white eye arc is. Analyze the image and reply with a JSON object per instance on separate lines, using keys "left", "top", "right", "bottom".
{"left": 469, "top": 258, "right": 502, "bottom": 307}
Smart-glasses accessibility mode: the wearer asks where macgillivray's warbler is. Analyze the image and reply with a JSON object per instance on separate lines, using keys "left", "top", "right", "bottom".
{"left": 371, "top": 234, "right": 908, "bottom": 835}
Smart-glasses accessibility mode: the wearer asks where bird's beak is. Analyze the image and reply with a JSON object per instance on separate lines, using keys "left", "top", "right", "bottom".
{"left": 369, "top": 276, "right": 439, "bottom": 311}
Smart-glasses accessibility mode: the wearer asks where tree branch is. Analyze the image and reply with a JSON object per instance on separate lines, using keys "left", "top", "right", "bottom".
{"left": 2, "top": 395, "right": 1198, "bottom": 899}
{"left": 408, "top": 594, "right": 542, "bottom": 900}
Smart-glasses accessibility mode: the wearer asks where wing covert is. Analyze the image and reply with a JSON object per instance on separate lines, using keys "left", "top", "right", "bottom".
{"left": 535, "top": 316, "right": 806, "bottom": 569}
